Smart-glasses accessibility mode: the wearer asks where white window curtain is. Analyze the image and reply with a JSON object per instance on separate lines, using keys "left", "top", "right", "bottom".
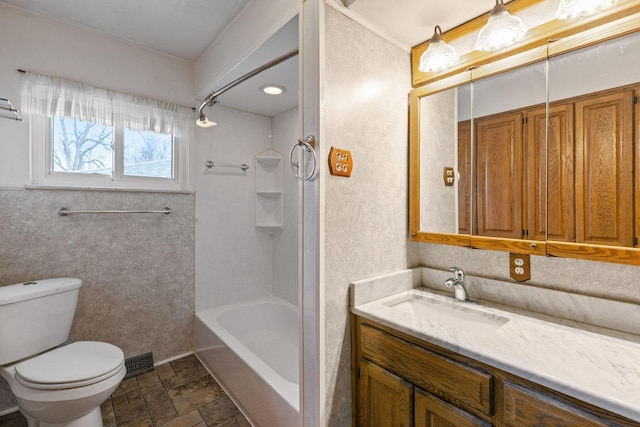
{"left": 20, "top": 71, "right": 193, "bottom": 138}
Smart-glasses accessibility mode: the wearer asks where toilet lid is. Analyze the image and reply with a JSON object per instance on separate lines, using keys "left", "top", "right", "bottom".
{"left": 15, "top": 341, "right": 124, "bottom": 389}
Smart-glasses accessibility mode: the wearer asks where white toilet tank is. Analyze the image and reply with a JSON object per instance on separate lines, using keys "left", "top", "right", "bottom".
{"left": 0, "top": 278, "right": 82, "bottom": 365}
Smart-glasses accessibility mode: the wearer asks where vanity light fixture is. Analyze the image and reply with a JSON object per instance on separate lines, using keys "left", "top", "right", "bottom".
{"left": 556, "top": 0, "right": 617, "bottom": 19}
{"left": 418, "top": 25, "right": 459, "bottom": 73}
{"left": 261, "top": 84, "right": 286, "bottom": 95}
{"left": 475, "top": 0, "right": 528, "bottom": 51}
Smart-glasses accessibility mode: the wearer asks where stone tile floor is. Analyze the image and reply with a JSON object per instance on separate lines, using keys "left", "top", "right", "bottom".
{"left": 0, "top": 354, "right": 251, "bottom": 427}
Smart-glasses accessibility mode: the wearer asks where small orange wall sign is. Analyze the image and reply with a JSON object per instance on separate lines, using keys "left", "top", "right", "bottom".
{"left": 328, "top": 147, "right": 353, "bottom": 177}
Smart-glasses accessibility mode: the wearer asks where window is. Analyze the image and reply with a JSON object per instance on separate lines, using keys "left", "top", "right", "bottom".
{"left": 123, "top": 128, "right": 173, "bottom": 179}
{"left": 51, "top": 116, "right": 174, "bottom": 179}
{"left": 22, "top": 72, "right": 192, "bottom": 191}
{"left": 52, "top": 116, "right": 114, "bottom": 175}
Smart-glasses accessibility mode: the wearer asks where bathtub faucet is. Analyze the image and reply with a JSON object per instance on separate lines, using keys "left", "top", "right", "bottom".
{"left": 445, "top": 266, "right": 470, "bottom": 302}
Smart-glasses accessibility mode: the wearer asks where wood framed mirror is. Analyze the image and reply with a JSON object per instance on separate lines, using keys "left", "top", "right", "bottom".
{"left": 409, "top": 2, "right": 640, "bottom": 265}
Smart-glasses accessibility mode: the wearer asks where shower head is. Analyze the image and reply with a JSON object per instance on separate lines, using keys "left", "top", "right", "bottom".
{"left": 196, "top": 97, "right": 218, "bottom": 128}
{"left": 196, "top": 112, "right": 217, "bottom": 128}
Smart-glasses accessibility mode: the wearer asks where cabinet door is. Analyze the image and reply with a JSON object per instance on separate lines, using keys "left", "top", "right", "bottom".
{"left": 527, "top": 103, "right": 576, "bottom": 242}
{"left": 575, "top": 90, "right": 634, "bottom": 247}
{"left": 504, "top": 381, "right": 621, "bottom": 427}
{"left": 358, "top": 359, "right": 413, "bottom": 427}
{"left": 415, "top": 388, "right": 491, "bottom": 427}
{"left": 475, "top": 112, "right": 524, "bottom": 239}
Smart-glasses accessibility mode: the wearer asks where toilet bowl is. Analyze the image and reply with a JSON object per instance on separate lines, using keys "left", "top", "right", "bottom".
{"left": 1, "top": 341, "right": 126, "bottom": 427}
{"left": 0, "top": 279, "right": 126, "bottom": 427}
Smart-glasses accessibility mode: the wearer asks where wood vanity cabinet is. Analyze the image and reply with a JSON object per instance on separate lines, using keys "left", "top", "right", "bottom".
{"left": 414, "top": 388, "right": 491, "bottom": 427}
{"left": 353, "top": 315, "right": 639, "bottom": 426}
{"left": 502, "top": 381, "right": 630, "bottom": 427}
{"left": 358, "top": 359, "right": 413, "bottom": 427}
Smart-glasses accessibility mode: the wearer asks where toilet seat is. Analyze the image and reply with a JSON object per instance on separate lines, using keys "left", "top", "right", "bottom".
{"left": 14, "top": 341, "right": 125, "bottom": 390}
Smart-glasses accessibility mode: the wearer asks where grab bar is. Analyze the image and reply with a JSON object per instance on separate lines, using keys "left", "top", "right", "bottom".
{"left": 205, "top": 160, "right": 249, "bottom": 171}
{"left": 58, "top": 207, "right": 171, "bottom": 216}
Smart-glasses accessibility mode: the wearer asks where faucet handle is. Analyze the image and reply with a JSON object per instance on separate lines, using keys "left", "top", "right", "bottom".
{"left": 448, "top": 266, "right": 465, "bottom": 281}
{"left": 445, "top": 278, "right": 455, "bottom": 288}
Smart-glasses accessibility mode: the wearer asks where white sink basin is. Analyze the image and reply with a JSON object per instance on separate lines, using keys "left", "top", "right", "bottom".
{"left": 384, "top": 292, "right": 510, "bottom": 335}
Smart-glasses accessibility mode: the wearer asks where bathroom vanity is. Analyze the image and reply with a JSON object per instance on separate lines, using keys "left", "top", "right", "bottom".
{"left": 354, "top": 316, "right": 637, "bottom": 426}
{"left": 350, "top": 270, "right": 640, "bottom": 426}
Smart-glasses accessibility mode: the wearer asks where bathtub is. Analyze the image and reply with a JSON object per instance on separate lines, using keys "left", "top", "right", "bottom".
{"left": 195, "top": 297, "right": 299, "bottom": 426}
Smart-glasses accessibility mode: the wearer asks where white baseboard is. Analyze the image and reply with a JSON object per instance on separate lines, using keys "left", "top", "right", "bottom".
{"left": 154, "top": 351, "right": 194, "bottom": 366}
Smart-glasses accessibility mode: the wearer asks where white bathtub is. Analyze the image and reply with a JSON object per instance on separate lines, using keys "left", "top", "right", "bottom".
{"left": 195, "top": 297, "right": 299, "bottom": 426}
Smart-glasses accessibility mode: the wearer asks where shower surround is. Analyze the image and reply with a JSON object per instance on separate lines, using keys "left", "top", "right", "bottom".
{"left": 194, "top": 104, "right": 300, "bottom": 424}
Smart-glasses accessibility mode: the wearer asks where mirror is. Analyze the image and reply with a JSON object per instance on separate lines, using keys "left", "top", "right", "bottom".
{"left": 410, "top": 24, "right": 640, "bottom": 264}
{"left": 410, "top": 72, "right": 472, "bottom": 247}
{"left": 470, "top": 60, "right": 546, "bottom": 247}
{"left": 418, "top": 83, "right": 471, "bottom": 236}
{"left": 545, "top": 30, "right": 640, "bottom": 262}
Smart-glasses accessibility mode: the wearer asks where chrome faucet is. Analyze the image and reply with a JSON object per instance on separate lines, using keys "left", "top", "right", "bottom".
{"left": 445, "top": 266, "right": 470, "bottom": 302}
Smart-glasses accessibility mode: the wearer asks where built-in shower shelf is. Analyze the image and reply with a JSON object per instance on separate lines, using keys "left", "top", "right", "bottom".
{"left": 256, "top": 190, "right": 281, "bottom": 197}
{"left": 256, "top": 156, "right": 281, "bottom": 166}
{"left": 256, "top": 224, "right": 283, "bottom": 235}
{"left": 255, "top": 149, "right": 282, "bottom": 235}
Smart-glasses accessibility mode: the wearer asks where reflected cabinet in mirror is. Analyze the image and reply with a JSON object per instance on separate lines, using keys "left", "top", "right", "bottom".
{"left": 545, "top": 30, "right": 640, "bottom": 263}
{"left": 409, "top": 23, "right": 640, "bottom": 265}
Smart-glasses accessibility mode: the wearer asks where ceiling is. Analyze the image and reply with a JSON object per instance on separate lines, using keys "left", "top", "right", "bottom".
{"left": 0, "top": 0, "right": 490, "bottom": 116}
{"left": 346, "top": 0, "right": 493, "bottom": 49}
{"left": 0, "top": 0, "right": 489, "bottom": 61}
{"left": 0, "top": 0, "right": 252, "bottom": 62}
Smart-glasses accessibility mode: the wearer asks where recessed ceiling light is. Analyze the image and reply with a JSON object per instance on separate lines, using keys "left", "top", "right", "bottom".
{"left": 261, "top": 84, "right": 286, "bottom": 95}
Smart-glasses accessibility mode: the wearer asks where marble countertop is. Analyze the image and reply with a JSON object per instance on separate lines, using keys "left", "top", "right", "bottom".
{"left": 352, "top": 286, "right": 640, "bottom": 422}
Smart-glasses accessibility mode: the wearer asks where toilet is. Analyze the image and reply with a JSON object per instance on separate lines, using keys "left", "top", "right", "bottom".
{"left": 0, "top": 278, "right": 126, "bottom": 427}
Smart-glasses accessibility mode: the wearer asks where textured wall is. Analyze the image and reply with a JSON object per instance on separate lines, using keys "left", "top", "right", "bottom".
{"left": 420, "top": 243, "right": 640, "bottom": 305}
{"left": 0, "top": 188, "right": 195, "bottom": 358}
{"left": 0, "top": 188, "right": 194, "bottom": 412}
{"left": 322, "top": 6, "right": 412, "bottom": 426}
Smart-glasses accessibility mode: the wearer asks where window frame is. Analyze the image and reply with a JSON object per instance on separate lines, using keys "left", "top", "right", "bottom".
{"left": 30, "top": 115, "right": 190, "bottom": 192}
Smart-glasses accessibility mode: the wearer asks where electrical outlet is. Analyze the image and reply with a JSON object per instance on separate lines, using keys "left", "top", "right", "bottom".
{"left": 509, "top": 253, "right": 531, "bottom": 282}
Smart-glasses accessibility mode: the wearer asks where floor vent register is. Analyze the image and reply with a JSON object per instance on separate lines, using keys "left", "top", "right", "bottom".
{"left": 124, "top": 352, "right": 154, "bottom": 379}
